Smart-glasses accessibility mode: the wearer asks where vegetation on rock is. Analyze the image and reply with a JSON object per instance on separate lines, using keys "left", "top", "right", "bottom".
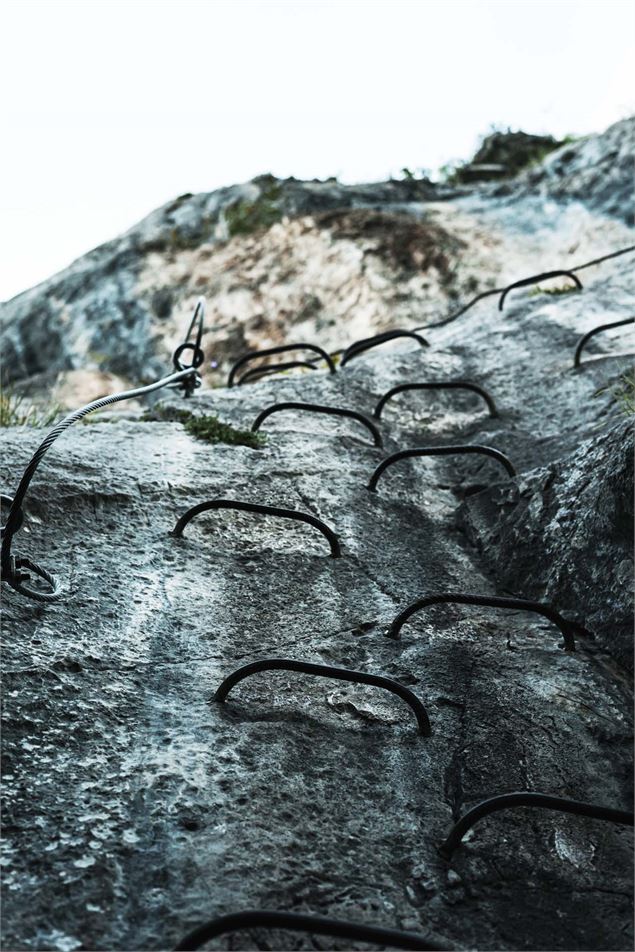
{"left": 314, "top": 208, "right": 465, "bottom": 281}
{"left": 441, "top": 127, "right": 571, "bottom": 183}
{"left": 146, "top": 406, "right": 266, "bottom": 448}
{"left": 0, "top": 389, "right": 61, "bottom": 428}
{"left": 529, "top": 283, "right": 581, "bottom": 297}
{"left": 597, "top": 370, "right": 635, "bottom": 416}
{"left": 225, "top": 181, "right": 282, "bottom": 236}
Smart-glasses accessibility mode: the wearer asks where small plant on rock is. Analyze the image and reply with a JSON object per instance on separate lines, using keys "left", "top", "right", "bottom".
{"left": 145, "top": 406, "right": 266, "bottom": 448}
{"left": 0, "top": 389, "right": 62, "bottom": 428}
{"left": 595, "top": 370, "right": 635, "bottom": 417}
{"left": 225, "top": 181, "right": 282, "bottom": 237}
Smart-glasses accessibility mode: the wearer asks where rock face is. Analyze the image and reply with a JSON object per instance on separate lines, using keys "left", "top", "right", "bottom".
{"left": 1, "top": 118, "right": 633, "bottom": 404}
{"left": 460, "top": 420, "right": 634, "bottom": 673}
{"left": 1, "top": 117, "right": 634, "bottom": 952}
{"left": 512, "top": 117, "right": 635, "bottom": 223}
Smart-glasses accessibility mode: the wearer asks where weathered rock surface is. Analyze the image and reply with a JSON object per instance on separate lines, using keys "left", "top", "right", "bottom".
{"left": 460, "top": 420, "right": 634, "bottom": 673}
{"left": 1, "top": 114, "right": 634, "bottom": 952}
{"left": 2, "top": 236, "right": 634, "bottom": 950}
{"left": 512, "top": 117, "right": 635, "bottom": 223}
{"left": 1, "top": 118, "right": 633, "bottom": 406}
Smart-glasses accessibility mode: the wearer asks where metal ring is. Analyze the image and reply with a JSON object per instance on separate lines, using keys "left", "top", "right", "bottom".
{"left": 7, "top": 557, "right": 63, "bottom": 602}
{"left": 1, "top": 366, "right": 198, "bottom": 603}
{"left": 173, "top": 342, "right": 205, "bottom": 371}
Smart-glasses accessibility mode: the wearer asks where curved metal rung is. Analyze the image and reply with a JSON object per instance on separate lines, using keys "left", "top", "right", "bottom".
{"left": 214, "top": 658, "right": 432, "bottom": 736}
{"left": 439, "top": 792, "right": 634, "bottom": 860}
{"left": 414, "top": 245, "right": 635, "bottom": 331}
{"left": 340, "top": 330, "right": 429, "bottom": 368}
{"left": 171, "top": 499, "right": 341, "bottom": 558}
{"left": 175, "top": 909, "right": 452, "bottom": 951}
{"left": 237, "top": 360, "right": 318, "bottom": 386}
{"left": 498, "top": 270, "right": 582, "bottom": 311}
{"left": 573, "top": 316, "right": 635, "bottom": 368}
{"left": 387, "top": 592, "right": 586, "bottom": 650}
{"left": 227, "top": 343, "right": 336, "bottom": 387}
{"left": 373, "top": 381, "right": 498, "bottom": 420}
{"left": 251, "top": 402, "right": 383, "bottom": 447}
{"left": 368, "top": 444, "right": 516, "bottom": 492}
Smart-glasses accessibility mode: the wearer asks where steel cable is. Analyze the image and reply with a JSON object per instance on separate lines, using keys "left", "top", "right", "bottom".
{"left": 1, "top": 300, "right": 206, "bottom": 601}
{"left": 413, "top": 244, "right": 635, "bottom": 330}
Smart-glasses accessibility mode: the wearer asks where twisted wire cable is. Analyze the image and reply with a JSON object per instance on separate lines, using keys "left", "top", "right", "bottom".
{"left": 1, "top": 369, "right": 198, "bottom": 601}
{"left": 413, "top": 244, "right": 635, "bottom": 330}
{"left": 2, "top": 298, "right": 206, "bottom": 601}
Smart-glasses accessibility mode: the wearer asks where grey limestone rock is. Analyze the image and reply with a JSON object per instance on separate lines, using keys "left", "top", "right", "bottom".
{"left": 1, "top": 116, "right": 634, "bottom": 952}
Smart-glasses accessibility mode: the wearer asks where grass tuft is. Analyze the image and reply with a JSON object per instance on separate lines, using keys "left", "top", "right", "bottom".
{"left": 595, "top": 371, "right": 635, "bottom": 417}
{"left": 0, "top": 389, "right": 62, "bottom": 428}
{"left": 610, "top": 371, "right": 635, "bottom": 416}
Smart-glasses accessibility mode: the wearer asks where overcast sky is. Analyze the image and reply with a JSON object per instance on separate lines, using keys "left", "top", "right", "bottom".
{"left": 2, "top": 0, "right": 633, "bottom": 302}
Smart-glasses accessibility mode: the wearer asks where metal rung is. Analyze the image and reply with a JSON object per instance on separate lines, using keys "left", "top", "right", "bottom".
{"left": 214, "top": 658, "right": 432, "bottom": 735}
{"left": 172, "top": 499, "right": 341, "bottom": 558}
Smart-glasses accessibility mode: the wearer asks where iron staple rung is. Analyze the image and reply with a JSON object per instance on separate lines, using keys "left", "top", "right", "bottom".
{"left": 172, "top": 499, "right": 341, "bottom": 558}
{"left": 251, "top": 401, "right": 383, "bottom": 447}
{"left": 387, "top": 592, "right": 586, "bottom": 649}
{"left": 573, "top": 316, "right": 635, "bottom": 368}
{"left": 373, "top": 381, "right": 498, "bottom": 420}
{"left": 237, "top": 360, "right": 318, "bottom": 386}
{"left": 340, "top": 329, "right": 429, "bottom": 367}
{"left": 498, "top": 270, "right": 582, "bottom": 311}
{"left": 213, "top": 657, "right": 432, "bottom": 735}
{"left": 439, "top": 791, "right": 634, "bottom": 859}
{"left": 368, "top": 444, "right": 516, "bottom": 492}
{"left": 227, "top": 342, "right": 336, "bottom": 387}
{"left": 175, "top": 909, "right": 452, "bottom": 951}
{"left": 413, "top": 244, "right": 635, "bottom": 330}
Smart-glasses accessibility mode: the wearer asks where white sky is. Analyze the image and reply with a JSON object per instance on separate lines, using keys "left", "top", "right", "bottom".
{"left": 2, "top": 0, "right": 633, "bottom": 302}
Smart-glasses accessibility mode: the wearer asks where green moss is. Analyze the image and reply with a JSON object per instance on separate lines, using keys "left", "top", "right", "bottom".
{"left": 225, "top": 183, "right": 282, "bottom": 237}
{"left": 146, "top": 407, "right": 266, "bottom": 448}
{"left": 183, "top": 413, "right": 266, "bottom": 447}
{"left": 529, "top": 284, "right": 580, "bottom": 297}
